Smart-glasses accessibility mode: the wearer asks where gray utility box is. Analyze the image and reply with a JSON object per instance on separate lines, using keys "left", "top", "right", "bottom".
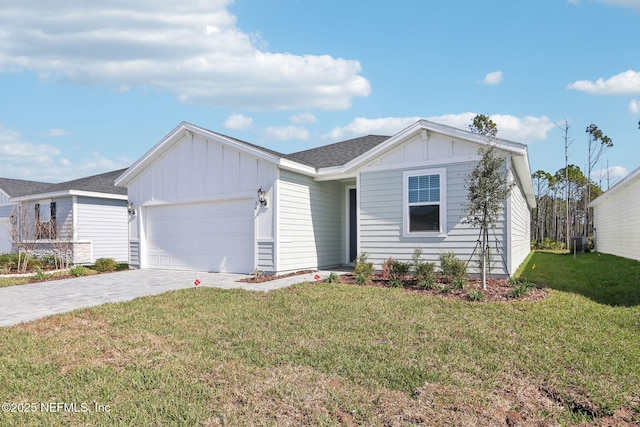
{"left": 571, "top": 236, "right": 588, "bottom": 254}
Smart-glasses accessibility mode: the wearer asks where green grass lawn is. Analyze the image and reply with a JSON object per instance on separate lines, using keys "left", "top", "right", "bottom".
{"left": 0, "top": 251, "right": 638, "bottom": 426}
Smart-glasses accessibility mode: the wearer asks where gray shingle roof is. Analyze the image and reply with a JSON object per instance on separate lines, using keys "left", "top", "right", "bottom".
{"left": 286, "top": 135, "right": 390, "bottom": 168}
{"left": 194, "top": 123, "right": 390, "bottom": 169}
{"left": 0, "top": 178, "right": 52, "bottom": 197}
{"left": 36, "top": 168, "right": 129, "bottom": 196}
{"left": 0, "top": 168, "right": 129, "bottom": 198}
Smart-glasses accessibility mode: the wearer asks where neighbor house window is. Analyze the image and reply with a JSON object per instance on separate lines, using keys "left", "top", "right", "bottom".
{"left": 403, "top": 169, "right": 446, "bottom": 236}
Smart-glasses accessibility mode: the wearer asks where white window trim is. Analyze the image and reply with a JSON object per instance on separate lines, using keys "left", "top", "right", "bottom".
{"left": 402, "top": 168, "right": 447, "bottom": 237}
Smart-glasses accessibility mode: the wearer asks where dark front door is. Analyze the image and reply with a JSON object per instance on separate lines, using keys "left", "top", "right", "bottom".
{"left": 349, "top": 188, "right": 357, "bottom": 263}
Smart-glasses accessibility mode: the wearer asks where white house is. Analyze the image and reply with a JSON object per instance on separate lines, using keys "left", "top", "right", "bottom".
{"left": 0, "top": 169, "right": 130, "bottom": 263}
{"left": 590, "top": 167, "right": 640, "bottom": 261}
{"left": 116, "top": 120, "right": 535, "bottom": 276}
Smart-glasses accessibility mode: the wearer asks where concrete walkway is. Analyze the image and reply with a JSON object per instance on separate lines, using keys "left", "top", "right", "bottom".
{"left": 0, "top": 269, "right": 336, "bottom": 327}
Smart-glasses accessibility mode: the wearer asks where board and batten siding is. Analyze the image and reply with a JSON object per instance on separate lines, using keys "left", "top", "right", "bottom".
{"left": 126, "top": 132, "right": 278, "bottom": 270}
{"left": 75, "top": 196, "right": 128, "bottom": 262}
{"left": 359, "top": 162, "right": 509, "bottom": 275}
{"left": 592, "top": 179, "right": 640, "bottom": 261}
{"left": 277, "top": 170, "right": 343, "bottom": 272}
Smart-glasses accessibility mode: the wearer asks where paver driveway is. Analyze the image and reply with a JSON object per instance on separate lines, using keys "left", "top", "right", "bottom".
{"left": 0, "top": 269, "right": 328, "bottom": 327}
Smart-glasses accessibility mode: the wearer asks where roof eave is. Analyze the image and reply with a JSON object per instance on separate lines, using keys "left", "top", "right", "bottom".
{"left": 589, "top": 166, "right": 640, "bottom": 208}
{"left": 11, "top": 190, "right": 128, "bottom": 202}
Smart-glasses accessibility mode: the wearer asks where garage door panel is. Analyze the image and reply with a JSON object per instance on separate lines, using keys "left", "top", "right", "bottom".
{"left": 145, "top": 199, "right": 254, "bottom": 273}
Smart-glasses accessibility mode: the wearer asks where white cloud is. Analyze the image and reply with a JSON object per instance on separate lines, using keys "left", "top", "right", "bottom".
{"left": 324, "top": 117, "right": 421, "bottom": 140}
{"left": 628, "top": 99, "right": 640, "bottom": 114}
{"left": 595, "top": 0, "right": 640, "bottom": 11}
{"left": 0, "top": 1, "right": 370, "bottom": 111}
{"left": 224, "top": 114, "right": 253, "bottom": 130}
{"left": 0, "top": 124, "right": 130, "bottom": 181}
{"left": 47, "top": 128, "right": 72, "bottom": 137}
{"left": 264, "top": 125, "right": 310, "bottom": 141}
{"left": 567, "top": 70, "right": 640, "bottom": 95}
{"left": 325, "top": 114, "right": 555, "bottom": 144}
{"left": 482, "top": 71, "right": 503, "bottom": 85}
{"left": 593, "top": 165, "right": 628, "bottom": 188}
{"left": 568, "top": 0, "right": 640, "bottom": 10}
{"left": 289, "top": 113, "right": 317, "bottom": 125}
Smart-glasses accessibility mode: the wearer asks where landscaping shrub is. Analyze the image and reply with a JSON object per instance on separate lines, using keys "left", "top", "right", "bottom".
{"left": 69, "top": 265, "right": 88, "bottom": 277}
{"left": 412, "top": 248, "right": 436, "bottom": 289}
{"left": 325, "top": 272, "right": 339, "bottom": 283}
{"left": 467, "top": 289, "right": 485, "bottom": 301}
{"left": 388, "top": 259, "right": 411, "bottom": 288}
{"left": 354, "top": 252, "right": 374, "bottom": 285}
{"left": 439, "top": 251, "right": 467, "bottom": 282}
{"left": 94, "top": 257, "right": 117, "bottom": 272}
{"left": 507, "top": 277, "right": 536, "bottom": 299}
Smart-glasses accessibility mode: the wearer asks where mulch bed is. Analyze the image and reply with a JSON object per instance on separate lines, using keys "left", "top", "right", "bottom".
{"left": 239, "top": 270, "right": 546, "bottom": 302}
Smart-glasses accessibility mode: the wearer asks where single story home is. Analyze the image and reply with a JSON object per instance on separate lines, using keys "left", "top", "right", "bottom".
{"left": 590, "top": 166, "right": 640, "bottom": 261}
{"left": 116, "top": 119, "right": 535, "bottom": 276}
{"left": 0, "top": 169, "right": 130, "bottom": 263}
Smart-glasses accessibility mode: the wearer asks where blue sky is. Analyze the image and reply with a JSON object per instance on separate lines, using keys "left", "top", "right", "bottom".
{"left": 0, "top": 0, "right": 638, "bottom": 187}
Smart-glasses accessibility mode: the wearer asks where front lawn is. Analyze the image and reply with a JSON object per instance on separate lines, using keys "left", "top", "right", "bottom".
{"left": 0, "top": 251, "right": 638, "bottom": 426}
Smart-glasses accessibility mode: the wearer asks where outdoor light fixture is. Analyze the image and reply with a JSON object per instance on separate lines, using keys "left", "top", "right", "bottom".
{"left": 257, "top": 187, "right": 268, "bottom": 207}
{"left": 127, "top": 201, "right": 136, "bottom": 216}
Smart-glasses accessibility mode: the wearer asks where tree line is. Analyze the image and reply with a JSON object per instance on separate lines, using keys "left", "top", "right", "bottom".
{"left": 531, "top": 123, "right": 613, "bottom": 249}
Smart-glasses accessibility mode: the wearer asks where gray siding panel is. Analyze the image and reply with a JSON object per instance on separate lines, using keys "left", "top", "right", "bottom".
{"left": 360, "top": 163, "right": 509, "bottom": 275}
{"left": 129, "top": 240, "right": 140, "bottom": 268}
{"left": 278, "top": 170, "right": 343, "bottom": 272}
{"left": 76, "top": 197, "right": 128, "bottom": 262}
{"left": 257, "top": 241, "right": 275, "bottom": 272}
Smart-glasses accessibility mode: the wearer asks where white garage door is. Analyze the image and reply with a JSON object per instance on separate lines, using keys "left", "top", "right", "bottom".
{"left": 145, "top": 199, "right": 254, "bottom": 273}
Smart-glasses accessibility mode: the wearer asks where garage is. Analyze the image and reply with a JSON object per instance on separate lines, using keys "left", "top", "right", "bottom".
{"left": 144, "top": 198, "right": 255, "bottom": 273}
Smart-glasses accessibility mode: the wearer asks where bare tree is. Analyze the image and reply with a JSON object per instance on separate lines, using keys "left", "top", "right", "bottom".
{"left": 9, "top": 203, "right": 38, "bottom": 273}
{"left": 585, "top": 124, "right": 613, "bottom": 236}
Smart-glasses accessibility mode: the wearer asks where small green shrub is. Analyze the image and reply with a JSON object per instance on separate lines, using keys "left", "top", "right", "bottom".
{"left": 507, "top": 278, "right": 536, "bottom": 299}
{"left": 39, "top": 254, "right": 58, "bottom": 268}
{"left": 69, "top": 265, "right": 88, "bottom": 277}
{"left": 325, "top": 272, "right": 339, "bottom": 283}
{"left": 354, "top": 252, "right": 374, "bottom": 285}
{"left": 94, "top": 258, "right": 117, "bottom": 272}
{"left": 412, "top": 248, "right": 436, "bottom": 290}
{"left": 388, "top": 259, "right": 411, "bottom": 287}
{"left": 452, "top": 277, "right": 466, "bottom": 290}
{"left": 439, "top": 251, "right": 467, "bottom": 282}
{"left": 34, "top": 268, "right": 47, "bottom": 281}
{"left": 467, "top": 289, "right": 485, "bottom": 301}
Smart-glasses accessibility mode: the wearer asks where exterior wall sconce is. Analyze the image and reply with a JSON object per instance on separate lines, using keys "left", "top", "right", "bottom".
{"left": 127, "top": 201, "right": 136, "bottom": 216}
{"left": 257, "top": 187, "right": 268, "bottom": 207}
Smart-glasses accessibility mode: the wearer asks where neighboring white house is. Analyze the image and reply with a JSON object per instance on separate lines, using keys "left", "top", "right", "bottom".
{"left": 0, "top": 169, "right": 130, "bottom": 263}
{"left": 590, "top": 167, "right": 640, "bottom": 261}
{"left": 116, "top": 120, "right": 535, "bottom": 276}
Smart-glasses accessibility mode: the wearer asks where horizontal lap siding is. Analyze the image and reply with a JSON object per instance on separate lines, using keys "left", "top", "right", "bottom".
{"left": 278, "top": 170, "right": 342, "bottom": 272}
{"left": 593, "top": 183, "right": 640, "bottom": 260}
{"left": 509, "top": 176, "right": 532, "bottom": 273}
{"left": 360, "top": 163, "right": 508, "bottom": 275}
{"left": 76, "top": 197, "right": 128, "bottom": 262}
